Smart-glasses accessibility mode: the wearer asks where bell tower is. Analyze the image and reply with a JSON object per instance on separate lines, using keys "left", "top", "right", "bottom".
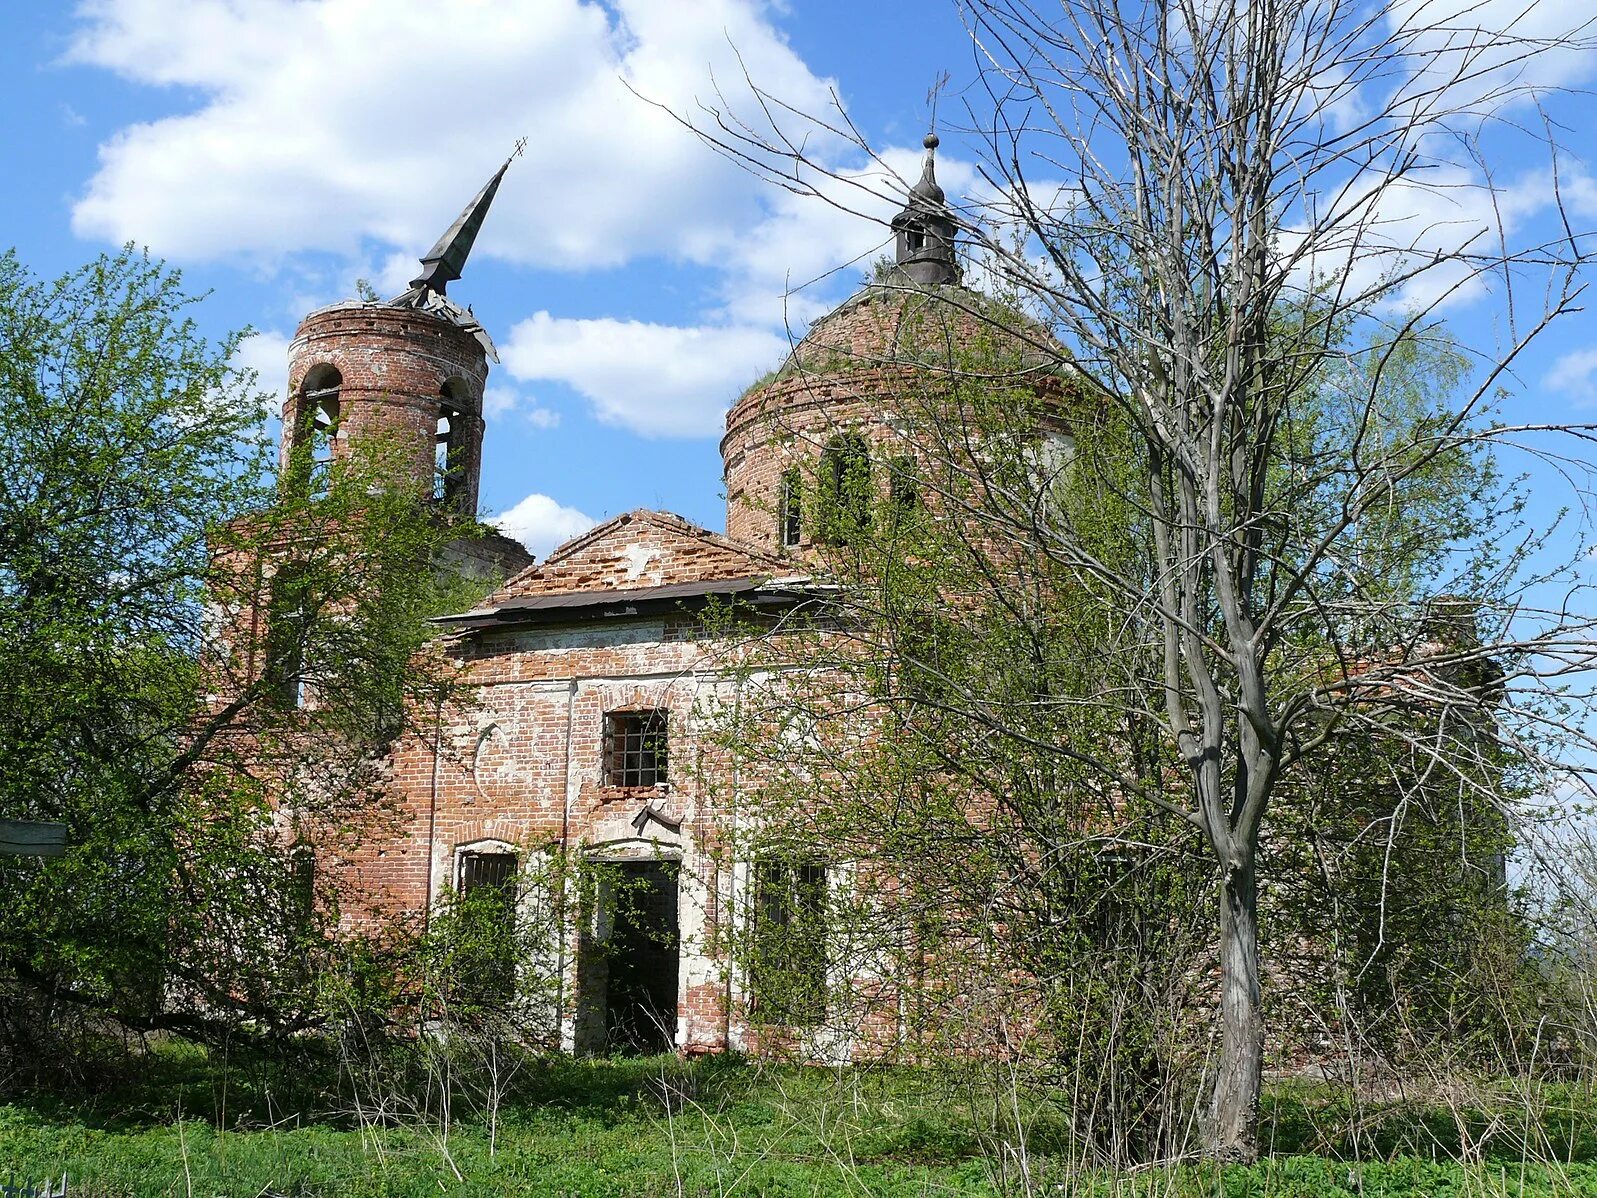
{"left": 281, "top": 159, "right": 514, "bottom": 516}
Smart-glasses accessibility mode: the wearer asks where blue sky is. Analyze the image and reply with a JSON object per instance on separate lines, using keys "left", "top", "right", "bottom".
{"left": 2, "top": 1, "right": 1595, "bottom": 560}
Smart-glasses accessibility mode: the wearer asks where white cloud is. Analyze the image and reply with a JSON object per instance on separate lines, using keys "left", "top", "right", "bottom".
{"left": 481, "top": 386, "right": 520, "bottom": 420}
{"left": 1284, "top": 162, "right": 1563, "bottom": 313}
{"left": 230, "top": 328, "right": 291, "bottom": 405}
{"left": 63, "top": 0, "right": 882, "bottom": 443}
{"left": 62, "top": 0, "right": 1044, "bottom": 442}
{"left": 483, "top": 384, "right": 561, "bottom": 427}
{"left": 703, "top": 145, "right": 985, "bottom": 330}
{"left": 1561, "top": 169, "right": 1597, "bottom": 221}
{"left": 491, "top": 492, "right": 597, "bottom": 558}
{"left": 63, "top": 2, "right": 1060, "bottom": 444}
{"left": 1386, "top": 0, "right": 1597, "bottom": 110}
{"left": 488, "top": 143, "right": 995, "bottom": 437}
{"left": 1546, "top": 349, "right": 1597, "bottom": 407}
{"left": 500, "top": 312, "right": 788, "bottom": 437}
{"left": 66, "top": 0, "right": 842, "bottom": 273}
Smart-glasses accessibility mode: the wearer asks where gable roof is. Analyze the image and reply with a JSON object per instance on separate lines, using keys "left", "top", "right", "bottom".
{"left": 449, "top": 510, "right": 800, "bottom": 629}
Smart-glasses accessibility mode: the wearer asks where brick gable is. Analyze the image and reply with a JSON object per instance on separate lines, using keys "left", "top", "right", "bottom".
{"left": 490, "top": 509, "right": 789, "bottom": 601}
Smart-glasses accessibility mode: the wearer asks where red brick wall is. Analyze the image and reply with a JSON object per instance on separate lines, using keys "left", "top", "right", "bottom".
{"left": 721, "top": 285, "right": 1065, "bottom": 556}
{"left": 723, "top": 367, "right": 937, "bottom": 554}
{"left": 338, "top": 614, "right": 747, "bottom": 1054}
{"left": 285, "top": 303, "right": 489, "bottom": 514}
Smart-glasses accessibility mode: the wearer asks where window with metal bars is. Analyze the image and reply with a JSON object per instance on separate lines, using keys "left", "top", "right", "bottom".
{"left": 603, "top": 709, "right": 669, "bottom": 787}
{"left": 460, "top": 850, "right": 518, "bottom": 896}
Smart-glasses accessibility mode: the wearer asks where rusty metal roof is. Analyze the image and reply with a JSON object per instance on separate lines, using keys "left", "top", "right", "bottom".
{"left": 434, "top": 575, "right": 816, "bottom": 631}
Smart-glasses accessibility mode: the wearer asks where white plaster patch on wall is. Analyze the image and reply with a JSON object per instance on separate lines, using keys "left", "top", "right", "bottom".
{"left": 725, "top": 857, "right": 752, "bottom": 1054}
{"left": 621, "top": 543, "right": 659, "bottom": 582}
{"left": 474, "top": 684, "right": 571, "bottom": 791}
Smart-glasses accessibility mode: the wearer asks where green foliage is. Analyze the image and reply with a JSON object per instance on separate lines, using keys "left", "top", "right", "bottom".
{"left": 740, "top": 855, "right": 829, "bottom": 1027}
{"left": 1266, "top": 725, "right": 1536, "bottom": 1066}
{"left": 0, "top": 246, "right": 268, "bottom": 818}
{"left": 0, "top": 246, "right": 272, "bottom": 1068}
{"left": 705, "top": 291, "right": 1542, "bottom": 1162}
{"left": 7, "top": 1052, "right": 1597, "bottom": 1194}
{"left": 707, "top": 301, "right": 1216, "bottom": 1156}
{"left": 0, "top": 247, "right": 493, "bottom": 1078}
{"left": 812, "top": 431, "right": 874, "bottom": 545}
{"left": 574, "top": 859, "right": 682, "bottom": 1053}
{"left": 415, "top": 847, "right": 567, "bottom": 1040}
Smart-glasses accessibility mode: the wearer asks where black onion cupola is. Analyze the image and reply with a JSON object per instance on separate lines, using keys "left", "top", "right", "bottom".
{"left": 890, "top": 133, "right": 960, "bottom": 287}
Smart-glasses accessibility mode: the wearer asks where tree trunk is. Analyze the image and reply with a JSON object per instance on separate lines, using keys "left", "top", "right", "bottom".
{"left": 1210, "top": 855, "right": 1263, "bottom": 1161}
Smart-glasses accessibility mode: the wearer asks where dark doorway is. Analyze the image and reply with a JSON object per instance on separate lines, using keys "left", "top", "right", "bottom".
{"left": 604, "top": 860, "right": 680, "bottom": 1052}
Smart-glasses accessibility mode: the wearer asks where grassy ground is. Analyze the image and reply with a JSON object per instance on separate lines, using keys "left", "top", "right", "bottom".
{"left": 6, "top": 1048, "right": 1597, "bottom": 1196}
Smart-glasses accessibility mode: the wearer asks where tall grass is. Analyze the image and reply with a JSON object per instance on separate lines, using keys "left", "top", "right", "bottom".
{"left": 9, "top": 1045, "right": 1597, "bottom": 1195}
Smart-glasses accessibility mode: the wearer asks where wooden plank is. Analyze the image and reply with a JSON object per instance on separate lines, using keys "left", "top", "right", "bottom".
{"left": 0, "top": 819, "right": 69, "bottom": 858}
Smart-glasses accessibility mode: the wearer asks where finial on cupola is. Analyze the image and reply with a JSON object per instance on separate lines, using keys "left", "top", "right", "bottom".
{"left": 890, "top": 131, "right": 960, "bottom": 287}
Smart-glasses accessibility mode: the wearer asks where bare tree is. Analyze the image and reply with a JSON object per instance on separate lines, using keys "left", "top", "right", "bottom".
{"left": 668, "top": 0, "right": 1597, "bottom": 1160}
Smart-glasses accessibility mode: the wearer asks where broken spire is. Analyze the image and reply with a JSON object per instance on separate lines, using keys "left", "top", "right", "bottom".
{"left": 403, "top": 143, "right": 523, "bottom": 299}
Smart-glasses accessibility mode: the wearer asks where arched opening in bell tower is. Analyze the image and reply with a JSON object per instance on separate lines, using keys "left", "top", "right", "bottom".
{"left": 436, "top": 378, "right": 470, "bottom": 507}
{"left": 290, "top": 364, "right": 342, "bottom": 496}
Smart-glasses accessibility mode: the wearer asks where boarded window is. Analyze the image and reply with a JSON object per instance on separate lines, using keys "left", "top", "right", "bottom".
{"left": 751, "top": 859, "right": 827, "bottom": 1025}
{"left": 461, "top": 850, "right": 518, "bottom": 896}
{"left": 604, "top": 709, "right": 669, "bottom": 787}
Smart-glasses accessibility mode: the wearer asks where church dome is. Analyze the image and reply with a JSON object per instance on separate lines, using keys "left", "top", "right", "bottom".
{"left": 785, "top": 282, "right": 1056, "bottom": 376}
{"left": 720, "top": 131, "right": 1074, "bottom": 557}
{"left": 721, "top": 282, "right": 1069, "bottom": 555}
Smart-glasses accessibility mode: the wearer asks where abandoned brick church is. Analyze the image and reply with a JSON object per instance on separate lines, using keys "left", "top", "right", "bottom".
{"left": 245, "top": 140, "right": 1046, "bottom": 1058}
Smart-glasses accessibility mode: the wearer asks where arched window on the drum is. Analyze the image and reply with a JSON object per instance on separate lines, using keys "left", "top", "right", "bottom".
{"left": 818, "top": 433, "right": 871, "bottom": 544}
{"left": 778, "top": 468, "right": 803, "bottom": 548}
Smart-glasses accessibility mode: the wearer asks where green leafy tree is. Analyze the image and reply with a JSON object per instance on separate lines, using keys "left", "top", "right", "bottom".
{"left": 0, "top": 248, "right": 488, "bottom": 1078}
{"left": 707, "top": 300, "right": 1541, "bottom": 1162}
